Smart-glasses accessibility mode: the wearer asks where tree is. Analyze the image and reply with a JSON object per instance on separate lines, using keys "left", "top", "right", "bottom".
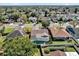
{"left": 20, "top": 14, "right": 27, "bottom": 23}
{"left": 0, "top": 15, "right": 8, "bottom": 22}
{"left": 45, "top": 11, "right": 48, "bottom": 17}
{"left": 23, "top": 24, "right": 33, "bottom": 33}
{"left": 58, "top": 17, "right": 64, "bottom": 29}
{"left": 31, "top": 13, "right": 36, "bottom": 17}
{"left": 3, "top": 36, "right": 37, "bottom": 56}
{"left": 9, "top": 13, "right": 19, "bottom": 22}
{"left": 74, "top": 8, "right": 78, "bottom": 13}
{"left": 41, "top": 20, "right": 50, "bottom": 28}
{"left": 71, "top": 17, "right": 77, "bottom": 28}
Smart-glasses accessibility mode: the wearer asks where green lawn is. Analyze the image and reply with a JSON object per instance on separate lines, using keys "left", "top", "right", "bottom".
{"left": 42, "top": 46, "right": 76, "bottom": 52}
{"left": 45, "top": 46, "right": 65, "bottom": 50}
{"left": 51, "top": 40, "right": 76, "bottom": 44}
{"left": 78, "top": 42, "right": 79, "bottom": 44}
{"left": 34, "top": 48, "right": 41, "bottom": 56}
{"left": 42, "top": 47, "right": 76, "bottom": 55}
{"left": 0, "top": 36, "right": 4, "bottom": 48}
{"left": 3, "top": 26, "right": 14, "bottom": 33}
{"left": 66, "top": 47, "right": 76, "bottom": 52}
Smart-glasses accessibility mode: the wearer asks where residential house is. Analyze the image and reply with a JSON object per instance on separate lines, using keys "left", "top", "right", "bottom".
{"left": 72, "top": 27, "right": 79, "bottom": 39}
{"left": 6, "top": 30, "right": 26, "bottom": 39}
{"left": 66, "top": 26, "right": 76, "bottom": 37}
{"left": 29, "top": 17, "right": 37, "bottom": 23}
{"left": 31, "top": 28, "right": 49, "bottom": 44}
{"left": 50, "top": 15, "right": 58, "bottom": 23}
{"left": 39, "top": 17, "right": 51, "bottom": 22}
{"left": 66, "top": 26, "right": 79, "bottom": 39}
{"left": 49, "top": 26, "right": 72, "bottom": 40}
{"left": 3, "top": 19, "right": 14, "bottom": 24}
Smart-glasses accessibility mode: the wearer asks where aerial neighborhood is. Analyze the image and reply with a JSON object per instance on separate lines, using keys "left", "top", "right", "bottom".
{"left": 0, "top": 6, "right": 79, "bottom": 56}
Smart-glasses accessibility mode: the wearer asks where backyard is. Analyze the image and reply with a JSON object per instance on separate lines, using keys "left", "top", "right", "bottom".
{"left": 42, "top": 46, "right": 76, "bottom": 56}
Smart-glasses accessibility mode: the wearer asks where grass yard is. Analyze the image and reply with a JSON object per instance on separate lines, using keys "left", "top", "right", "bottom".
{"left": 51, "top": 40, "right": 76, "bottom": 44}
{"left": 44, "top": 46, "right": 65, "bottom": 51}
{"left": 42, "top": 46, "right": 76, "bottom": 54}
{"left": 42, "top": 46, "right": 76, "bottom": 56}
{"left": 78, "top": 41, "right": 79, "bottom": 44}
{"left": 3, "top": 26, "right": 14, "bottom": 34}
{"left": 0, "top": 35, "right": 4, "bottom": 48}
{"left": 34, "top": 48, "right": 41, "bottom": 56}
{"left": 65, "top": 47, "right": 76, "bottom": 52}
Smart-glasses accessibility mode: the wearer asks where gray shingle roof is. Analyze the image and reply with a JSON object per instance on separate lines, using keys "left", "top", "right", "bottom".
{"left": 6, "top": 30, "right": 26, "bottom": 39}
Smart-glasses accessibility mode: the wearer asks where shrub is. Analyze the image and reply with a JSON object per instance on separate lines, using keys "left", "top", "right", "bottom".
{"left": 48, "top": 41, "right": 52, "bottom": 44}
{"left": 44, "top": 49, "right": 49, "bottom": 54}
{"left": 67, "top": 39, "right": 72, "bottom": 42}
{"left": 49, "top": 48, "right": 54, "bottom": 51}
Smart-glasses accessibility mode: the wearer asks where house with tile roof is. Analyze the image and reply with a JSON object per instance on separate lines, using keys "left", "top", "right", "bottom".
{"left": 49, "top": 26, "right": 72, "bottom": 40}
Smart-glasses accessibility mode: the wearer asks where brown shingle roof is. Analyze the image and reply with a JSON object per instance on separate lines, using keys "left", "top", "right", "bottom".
{"left": 49, "top": 26, "right": 72, "bottom": 38}
{"left": 31, "top": 28, "right": 49, "bottom": 36}
{"left": 49, "top": 50, "right": 66, "bottom": 56}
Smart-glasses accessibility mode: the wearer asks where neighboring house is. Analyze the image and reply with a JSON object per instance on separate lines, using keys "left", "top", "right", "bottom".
{"left": 17, "top": 18, "right": 24, "bottom": 23}
{"left": 50, "top": 16, "right": 58, "bottom": 23}
{"left": 3, "top": 19, "right": 14, "bottom": 24}
{"left": 8, "top": 19, "right": 14, "bottom": 23}
{"left": 66, "top": 26, "right": 79, "bottom": 39}
{"left": 66, "top": 26, "right": 76, "bottom": 37}
{"left": 17, "top": 18, "right": 22, "bottom": 22}
{"left": 74, "top": 27, "right": 79, "bottom": 39}
{"left": 18, "top": 23, "right": 25, "bottom": 28}
{"left": 29, "top": 17, "right": 37, "bottom": 23}
{"left": 77, "top": 16, "right": 79, "bottom": 21}
{"left": 31, "top": 28, "right": 49, "bottom": 44}
{"left": 39, "top": 11, "right": 45, "bottom": 17}
{"left": 6, "top": 30, "right": 26, "bottom": 39}
{"left": 39, "top": 17, "right": 51, "bottom": 22}
{"left": 49, "top": 26, "right": 72, "bottom": 40}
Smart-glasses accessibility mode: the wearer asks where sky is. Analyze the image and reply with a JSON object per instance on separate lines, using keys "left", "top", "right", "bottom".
{"left": 0, "top": 3, "right": 78, "bottom": 5}
{"left": 0, "top": 0, "right": 79, "bottom": 5}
